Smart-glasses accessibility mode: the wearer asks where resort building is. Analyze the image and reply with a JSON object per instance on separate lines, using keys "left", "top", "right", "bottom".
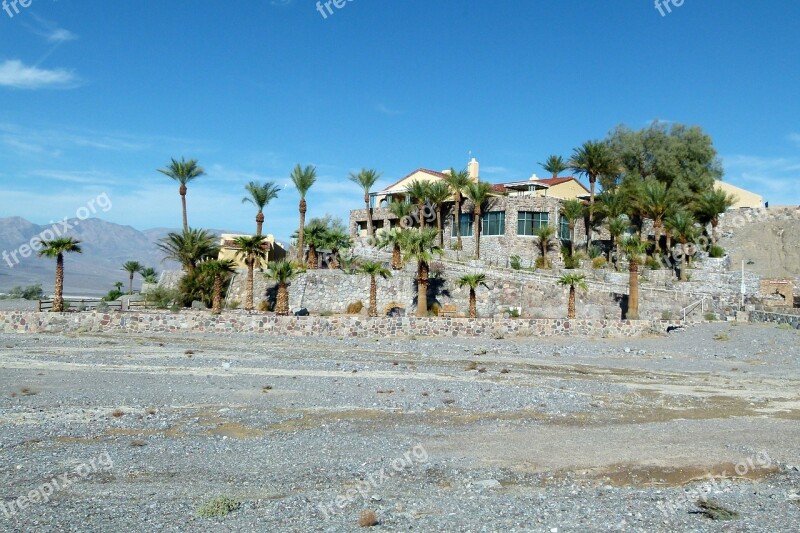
{"left": 217, "top": 234, "right": 287, "bottom": 269}
{"left": 714, "top": 180, "right": 763, "bottom": 209}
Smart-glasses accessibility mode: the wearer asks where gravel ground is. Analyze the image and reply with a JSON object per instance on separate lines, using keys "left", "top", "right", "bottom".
{"left": 1, "top": 322, "right": 798, "bottom": 532}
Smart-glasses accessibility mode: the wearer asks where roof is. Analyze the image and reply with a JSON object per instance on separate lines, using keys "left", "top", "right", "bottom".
{"left": 492, "top": 176, "right": 591, "bottom": 194}
{"left": 378, "top": 168, "right": 449, "bottom": 193}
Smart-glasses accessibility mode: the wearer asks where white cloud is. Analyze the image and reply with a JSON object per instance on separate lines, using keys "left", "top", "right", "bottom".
{"left": 0, "top": 60, "right": 77, "bottom": 89}
{"left": 788, "top": 133, "right": 800, "bottom": 147}
{"left": 723, "top": 154, "right": 800, "bottom": 203}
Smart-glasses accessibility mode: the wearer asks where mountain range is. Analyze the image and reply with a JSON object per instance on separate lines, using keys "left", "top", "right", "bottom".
{"left": 0, "top": 217, "right": 244, "bottom": 297}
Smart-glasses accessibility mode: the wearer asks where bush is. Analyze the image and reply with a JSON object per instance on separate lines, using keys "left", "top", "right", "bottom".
{"left": 563, "top": 255, "right": 580, "bottom": 269}
{"left": 645, "top": 256, "right": 662, "bottom": 270}
{"left": 346, "top": 301, "right": 364, "bottom": 314}
{"left": 587, "top": 246, "right": 602, "bottom": 259}
{"left": 429, "top": 303, "right": 440, "bottom": 317}
{"left": 227, "top": 300, "right": 241, "bottom": 310}
{"left": 705, "top": 313, "right": 717, "bottom": 321}
{"left": 507, "top": 308, "right": 520, "bottom": 318}
{"left": 509, "top": 255, "right": 522, "bottom": 270}
{"left": 592, "top": 256, "right": 607, "bottom": 269}
{"left": 661, "top": 310, "right": 673, "bottom": 320}
{"left": 102, "top": 289, "right": 124, "bottom": 302}
{"left": 258, "top": 300, "right": 272, "bottom": 312}
{"left": 709, "top": 245, "right": 725, "bottom": 258}
{"left": 96, "top": 301, "right": 109, "bottom": 312}
{"left": 144, "top": 287, "right": 181, "bottom": 309}
{"left": 169, "top": 303, "right": 181, "bottom": 313}
{"left": 319, "top": 310, "right": 334, "bottom": 317}
{"left": 535, "top": 257, "right": 549, "bottom": 269}
{"left": 1, "top": 284, "right": 44, "bottom": 300}
{"left": 197, "top": 497, "right": 240, "bottom": 518}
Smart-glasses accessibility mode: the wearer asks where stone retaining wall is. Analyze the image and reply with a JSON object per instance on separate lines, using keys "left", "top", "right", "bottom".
{"left": 749, "top": 310, "right": 800, "bottom": 328}
{"left": 0, "top": 311, "right": 681, "bottom": 339}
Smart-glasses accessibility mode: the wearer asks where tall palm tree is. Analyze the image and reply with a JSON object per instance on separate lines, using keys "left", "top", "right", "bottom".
{"left": 233, "top": 235, "right": 268, "bottom": 311}
{"left": 157, "top": 228, "right": 219, "bottom": 273}
{"left": 198, "top": 259, "right": 236, "bottom": 315}
{"left": 360, "top": 260, "right": 392, "bottom": 317}
{"left": 290, "top": 164, "right": 318, "bottom": 263}
{"left": 427, "top": 181, "right": 451, "bottom": 249}
{"left": 38, "top": 238, "right": 82, "bottom": 312}
{"left": 560, "top": 199, "right": 584, "bottom": 256}
{"left": 569, "top": 141, "right": 613, "bottom": 208}
{"left": 607, "top": 216, "right": 631, "bottom": 271}
{"left": 400, "top": 228, "right": 442, "bottom": 317}
{"left": 464, "top": 181, "right": 493, "bottom": 259}
{"left": 141, "top": 267, "right": 158, "bottom": 284}
{"left": 349, "top": 169, "right": 382, "bottom": 239}
{"left": 664, "top": 210, "right": 698, "bottom": 281}
{"left": 265, "top": 260, "right": 298, "bottom": 316}
{"left": 558, "top": 274, "right": 588, "bottom": 319}
{"left": 243, "top": 181, "right": 281, "bottom": 236}
{"left": 539, "top": 155, "right": 569, "bottom": 178}
{"left": 456, "top": 273, "right": 488, "bottom": 319}
{"left": 376, "top": 227, "right": 404, "bottom": 270}
{"left": 405, "top": 180, "right": 431, "bottom": 229}
{"left": 157, "top": 157, "right": 206, "bottom": 232}
{"left": 694, "top": 189, "right": 737, "bottom": 245}
{"left": 121, "top": 261, "right": 143, "bottom": 295}
{"left": 621, "top": 236, "right": 649, "bottom": 320}
{"left": 443, "top": 168, "right": 472, "bottom": 251}
{"left": 636, "top": 179, "right": 675, "bottom": 254}
{"left": 303, "top": 220, "right": 328, "bottom": 270}
{"left": 534, "top": 224, "right": 557, "bottom": 268}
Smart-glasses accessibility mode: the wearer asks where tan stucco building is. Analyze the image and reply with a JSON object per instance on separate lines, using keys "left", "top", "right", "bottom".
{"left": 217, "top": 234, "right": 287, "bottom": 269}
{"left": 714, "top": 180, "right": 763, "bottom": 209}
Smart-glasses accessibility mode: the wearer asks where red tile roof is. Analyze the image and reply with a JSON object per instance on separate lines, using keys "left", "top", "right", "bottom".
{"left": 492, "top": 176, "right": 590, "bottom": 194}
{"left": 380, "top": 168, "right": 448, "bottom": 192}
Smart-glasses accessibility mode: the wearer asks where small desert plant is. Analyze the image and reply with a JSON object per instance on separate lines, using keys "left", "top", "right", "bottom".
{"left": 592, "top": 256, "right": 607, "bottom": 269}
{"left": 695, "top": 498, "right": 739, "bottom": 520}
{"left": 509, "top": 255, "right": 522, "bottom": 270}
{"left": 713, "top": 332, "right": 729, "bottom": 341}
{"left": 111, "top": 409, "right": 125, "bottom": 418}
{"left": 346, "top": 301, "right": 364, "bottom": 314}
{"left": 708, "top": 245, "right": 725, "bottom": 258}
{"left": 429, "top": 302, "right": 441, "bottom": 317}
{"left": 170, "top": 303, "right": 181, "bottom": 313}
{"left": 319, "top": 310, "right": 334, "bottom": 317}
{"left": 645, "top": 256, "right": 662, "bottom": 270}
{"left": 661, "top": 310, "right": 674, "bottom": 320}
{"left": 705, "top": 313, "right": 717, "bottom": 321}
{"left": 507, "top": 308, "right": 520, "bottom": 318}
{"left": 96, "top": 301, "right": 109, "bottom": 312}
{"left": 535, "top": 256, "right": 548, "bottom": 269}
{"left": 587, "top": 245, "right": 602, "bottom": 259}
{"left": 197, "top": 497, "right": 241, "bottom": 518}
{"left": 258, "top": 300, "right": 271, "bottom": 312}
{"left": 226, "top": 300, "right": 241, "bottom": 310}
{"left": 358, "top": 509, "right": 379, "bottom": 527}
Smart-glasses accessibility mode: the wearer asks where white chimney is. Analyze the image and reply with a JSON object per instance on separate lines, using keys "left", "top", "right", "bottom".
{"left": 468, "top": 158, "right": 479, "bottom": 180}
{"left": 530, "top": 173, "right": 539, "bottom": 181}
{"left": 441, "top": 169, "right": 452, "bottom": 176}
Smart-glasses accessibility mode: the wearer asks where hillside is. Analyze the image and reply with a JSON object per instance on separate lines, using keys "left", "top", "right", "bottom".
{"left": 719, "top": 208, "right": 800, "bottom": 279}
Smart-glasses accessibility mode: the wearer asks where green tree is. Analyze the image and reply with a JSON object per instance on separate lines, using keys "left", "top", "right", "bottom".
{"left": 349, "top": 169, "right": 382, "bottom": 239}
{"left": 405, "top": 180, "right": 431, "bottom": 230}
{"left": 635, "top": 179, "right": 676, "bottom": 254}
{"left": 456, "top": 273, "right": 488, "bottom": 318}
{"left": 464, "top": 181, "right": 494, "bottom": 259}
{"left": 158, "top": 157, "right": 206, "bottom": 232}
{"left": 558, "top": 274, "right": 588, "bottom": 319}
{"left": 38, "top": 238, "right": 82, "bottom": 312}
{"left": 560, "top": 199, "right": 584, "bottom": 256}
{"left": 359, "top": 260, "right": 392, "bottom": 317}
{"left": 539, "top": 155, "right": 569, "bottom": 178}
{"left": 607, "top": 216, "right": 630, "bottom": 271}
{"left": 400, "top": 228, "right": 442, "bottom": 317}
{"left": 427, "top": 181, "right": 451, "bottom": 249}
{"left": 534, "top": 224, "right": 557, "bottom": 268}
{"left": 443, "top": 168, "right": 473, "bottom": 251}
{"left": 324, "top": 227, "right": 352, "bottom": 269}
{"left": 303, "top": 219, "right": 328, "bottom": 270}
{"left": 376, "top": 227, "right": 405, "bottom": 271}
{"left": 265, "top": 260, "right": 298, "bottom": 316}
{"left": 121, "top": 261, "right": 143, "bottom": 295}
{"left": 570, "top": 140, "right": 614, "bottom": 209}
{"left": 693, "top": 188, "right": 737, "bottom": 245}
{"left": 620, "top": 236, "right": 649, "bottom": 319}
{"left": 141, "top": 267, "right": 158, "bottom": 284}
{"left": 243, "top": 181, "right": 281, "bottom": 236}
{"left": 290, "top": 164, "right": 318, "bottom": 263}
{"left": 157, "top": 228, "right": 219, "bottom": 273}
{"left": 233, "top": 235, "right": 268, "bottom": 310}
{"left": 198, "top": 260, "right": 236, "bottom": 315}
{"left": 664, "top": 210, "right": 698, "bottom": 281}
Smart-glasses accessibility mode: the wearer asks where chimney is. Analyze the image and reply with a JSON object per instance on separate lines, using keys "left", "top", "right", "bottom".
{"left": 441, "top": 169, "right": 452, "bottom": 176}
{"left": 530, "top": 173, "right": 539, "bottom": 181}
{"left": 468, "top": 158, "right": 479, "bottom": 181}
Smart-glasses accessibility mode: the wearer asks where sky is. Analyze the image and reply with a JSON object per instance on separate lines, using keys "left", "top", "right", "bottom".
{"left": 1, "top": 0, "right": 798, "bottom": 241}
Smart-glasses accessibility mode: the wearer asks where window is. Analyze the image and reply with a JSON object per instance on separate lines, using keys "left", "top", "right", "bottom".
{"left": 451, "top": 213, "right": 473, "bottom": 237}
{"left": 481, "top": 211, "right": 505, "bottom": 236}
{"left": 517, "top": 211, "right": 549, "bottom": 236}
{"left": 559, "top": 214, "right": 571, "bottom": 241}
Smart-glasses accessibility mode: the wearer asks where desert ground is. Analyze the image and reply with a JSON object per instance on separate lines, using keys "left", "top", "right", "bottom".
{"left": 1, "top": 322, "right": 798, "bottom": 532}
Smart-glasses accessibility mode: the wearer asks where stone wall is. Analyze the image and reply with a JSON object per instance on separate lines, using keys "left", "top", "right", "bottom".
{"left": 0, "top": 311, "right": 682, "bottom": 339}
{"left": 749, "top": 309, "right": 800, "bottom": 328}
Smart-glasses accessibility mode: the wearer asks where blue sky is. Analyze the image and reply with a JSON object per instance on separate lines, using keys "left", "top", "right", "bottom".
{"left": 1, "top": 0, "right": 798, "bottom": 240}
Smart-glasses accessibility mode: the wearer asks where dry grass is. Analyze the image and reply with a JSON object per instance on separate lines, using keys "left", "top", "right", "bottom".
{"left": 376, "top": 389, "right": 394, "bottom": 394}
{"left": 500, "top": 368, "right": 510, "bottom": 374}
{"left": 358, "top": 509, "right": 378, "bottom": 527}
{"left": 184, "top": 350, "right": 195, "bottom": 355}
{"left": 20, "top": 387, "right": 37, "bottom": 396}
{"left": 130, "top": 440, "right": 147, "bottom": 447}
{"left": 464, "top": 361, "right": 478, "bottom": 371}
{"left": 262, "top": 385, "right": 273, "bottom": 393}
{"left": 695, "top": 498, "right": 740, "bottom": 520}
{"left": 146, "top": 407, "right": 157, "bottom": 415}
{"left": 111, "top": 409, "right": 125, "bottom": 418}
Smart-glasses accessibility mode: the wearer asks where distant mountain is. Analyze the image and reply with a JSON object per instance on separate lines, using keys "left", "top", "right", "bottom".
{"left": 0, "top": 217, "right": 241, "bottom": 297}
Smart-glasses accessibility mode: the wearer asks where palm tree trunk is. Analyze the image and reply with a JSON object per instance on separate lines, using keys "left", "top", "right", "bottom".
{"left": 608, "top": 235, "right": 614, "bottom": 264}
{"left": 437, "top": 206, "right": 444, "bottom": 249}
{"left": 615, "top": 239, "right": 621, "bottom": 272}
{"left": 53, "top": 254, "right": 64, "bottom": 312}
{"left": 129, "top": 272, "right": 134, "bottom": 295}
{"left": 474, "top": 206, "right": 481, "bottom": 259}
{"left": 666, "top": 230, "right": 672, "bottom": 254}
{"left": 653, "top": 219, "right": 662, "bottom": 255}
{"left": 711, "top": 219, "right": 718, "bottom": 245}
{"left": 680, "top": 241, "right": 687, "bottom": 281}
{"left": 369, "top": 276, "right": 377, "bottom": 317}
{"left": 329, "top": 251, "right": 340, "bottom": 270}
{"left": 212, "top": 274, "right": 222, "bottom": 315}
{"left": 469, "top": 288, "right": 477, "bottom": 319}
{"left": 567, "top": 286, "right": 576, "bottom": 319}
{"left": 245, "top": 261, "right": 254, "bottom": 310}
{"left": 365, "top": 193, "right": 373, "bottom": 238}
{"left": 455, "top": 194, "right": 463, "bottom": 251}
{"left": 418, "top": 201, "right": 425, "bottom": 229}
{"left": 276, "top": 283, "right": 289, "bottom": 315}
{"left": 256, "top": 211, "right": 264, "bottom": 237}
{"left": 417, "top": 262, "right": 428, "bottom": 317}
{"left": 180, "top": 184, "right": 188, "bottom": 232}
{"left": 297, "top": 199, "right": 306, "bottom": 263}
{"left": 628, "top": 262, "right": 640, "bottom": 320}
{"left": 392, "top": 244, "right": 402, "bottom": 270}
{"left": 569, "top": 223, "right": 575, "bottom": 256}
{"left": 307, "top": 245, "right": 318, "bottom": 269}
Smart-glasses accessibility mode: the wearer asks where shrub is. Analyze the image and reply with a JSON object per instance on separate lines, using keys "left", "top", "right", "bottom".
{"left": 1, "top": 284, "right": 45, "bottom": 300}
{"left": 429, "top": 303, "right": 440, "bottom": 317}
{"left": 507, "top": 308, "right": 520, "bottom": 318}
{"left": 645, "top": 256, "right": 662, "bottom": 270}
{"left": 143, "top": 287, "right": 180, "bottom": 309}
{"left": 258, "top": 300, "right": 272, "bottom": 312}
{"left": 430, "top": 262, "right": 445, "bottom": 277}
{"left": 661, "top": 310, "right": 674, "bottom": 320}
{"left": 509, "top": 255, "right": 522, "bottom": 270}
{"left": 96, "top": 301, "right": 109, "bottom": 312}
{"left": 346, "top": 301, "right": 364, "bottom": 314}
{"left": 587, "top": 246, "right": 602, "bottom": 259}
{"left": 563, "top": 255, "right": 580, "bottom": 269}
{"left": 592, "top": 256, "right": 607, "bottom": 269}
{"left": 226, "top": 300, "right": 241, "bottom": 310}
{"left": 535, "top": 257, "right": 549, "bottom": 269}
{"left": 705, "top": 313, "right": 717, "bottom": 321}
{"left": 709, "top": 245, "right": 725, "bottom": 258}
{"left": 169, "top": 303, "right": 181, "bottom": 313}
{"left": 197, "top": 497, "right": 241, "bottom": 518}
{"left": 319, "top": 310, "right": 334, "bottom": 317}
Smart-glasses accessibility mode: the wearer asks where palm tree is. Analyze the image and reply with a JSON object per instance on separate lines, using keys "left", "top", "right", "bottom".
{"left": 265, "top": 260, "right": 298, "bottom": 316}
{"left": 38, "top": 238, "right": 82, "bottom": 312}
{"left": 157, "top": 157, "right": 206, "bottom": 232}
{"left": 558, "top": 274, "right": 588, "bottom": 319}
{"left": 232, "top": 235, "right": 268, "bottom": 311}
{"left": 405, "top": 180, "right": 431, "bottom": 229}
{"left": 401, "top": 228, "right": 442, "bottom": 317}
{"left": 360, "top": 260, "right": 392, "bottom": 317}
{"left": 290, "top": 164, "right": 318, "bottom": 263}
{"left": 664, "top": 210, "right": 698, "bottom": 281}
{"left": 539, "top": 155, "right": 569, "bottom": 178}
{"left": 427, "top": 181, "right": 451, "bottom": 249}
{"left": 141, "top": 267, "right": 158, "bottom": 284}
{"left": 198, "top": 260, "right": 236, "bottom": 315}
{"left": 569, "top": 141, "right": 613, "bottom": 208}
{"left": 443, "top": 168, "right": 472, "bottom": 250}
{"left": 464, "top": 181, "right": 493, "bottom": 259}
{"left": 388, "top": 198, "right": 413, "bottom": 228}
{"left": 121, "top": 261, "right": 143, "bottom": 295}
{"left": 607, "top": 216, "right": 630, "bottom": 271}
{"left": 621, "top": 236, "right": 649, "bottom": 320}
{"left": 694, "top": 189, "right": 737, "bottom": 245}
{"left": 456, "top": 273, "right": 488, "bottom": 319}
{"left": 324, "top": 227, "right": 352, "bottom": 269}
{"left": 157, "top": 228, "right": 219, "bottom": 273}
{"left": 636, "top": 179, "right": 675, "bottom": 254}
{"left": 303, "top": 220, "right": 328, "bottom": 270}
{"left": 349, "top": 169, "right": 382, "bottom": 239}
{"left": 376, "top": 227, "right": 404, "bottom": 270}
{"left": 560, "top": 200, "right": 584, "bottom": 256}
{"left": 243, "top": 181, "right": 281, "bottom": 236}
{"left": 534, "top": 224, "right": 557, "bottom": 268}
